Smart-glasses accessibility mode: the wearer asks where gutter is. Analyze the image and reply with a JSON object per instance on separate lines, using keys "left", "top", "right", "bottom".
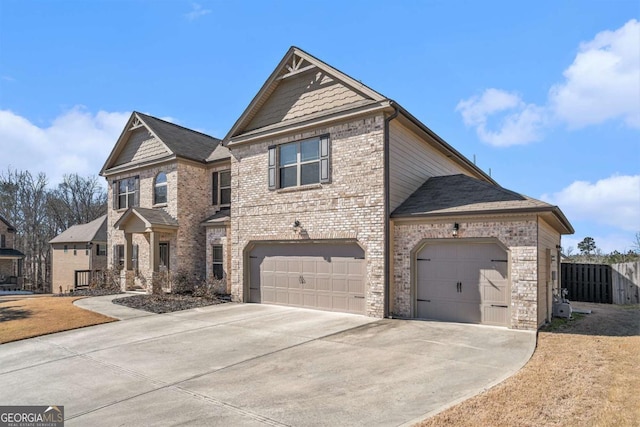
{"left": 383, "top": 102, "right": 399, "bottom": 318}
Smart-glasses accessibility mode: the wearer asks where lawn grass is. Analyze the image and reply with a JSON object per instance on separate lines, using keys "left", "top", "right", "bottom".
{"left": 416, "top": 303, "right": 640, "bottom": 427}
{"left": 0, "top": 296, "right": 116, "bottom": 344}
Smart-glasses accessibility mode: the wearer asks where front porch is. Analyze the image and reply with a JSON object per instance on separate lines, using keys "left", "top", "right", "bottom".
{"left": 114, "top": 207, "right": 178, "bottom": 293}
{"left": 0, "top": 248, "right": 25, "bottom": 290}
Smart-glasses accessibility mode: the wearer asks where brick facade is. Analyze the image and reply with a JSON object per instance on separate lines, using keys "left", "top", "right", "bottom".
{"left": 106, "top": 159, "right": 222, "bottom": 291}
{"left": 392, "top": 216, "right": 540, "bottom": 329}
{"left": 230, "top": 114, "right": 387, "bottom": 317}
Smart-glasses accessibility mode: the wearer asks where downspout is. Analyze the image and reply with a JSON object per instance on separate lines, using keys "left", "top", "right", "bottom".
{"left": 383, "top": 102, "right": 399, "bottom": 318}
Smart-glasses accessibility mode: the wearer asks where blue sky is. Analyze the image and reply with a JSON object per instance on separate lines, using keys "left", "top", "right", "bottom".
{"left": 0, "top": 0, "right": 638, "bottom": 253}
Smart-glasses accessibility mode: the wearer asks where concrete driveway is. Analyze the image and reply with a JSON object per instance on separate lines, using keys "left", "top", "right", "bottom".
{"left": 0, "top": 299, "right": 535, "bottom": 426}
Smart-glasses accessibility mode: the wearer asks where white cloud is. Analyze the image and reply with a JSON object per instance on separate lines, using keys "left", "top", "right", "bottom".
{"left": 185, "top": 3, "right": 211, "bottom": 21}
{"left": 458, "top": 19, "right": 640, "bottom": 145}
{"left": 0, "top": 107, "right": 130, "bottom": 187}
{"left": 549, "top": 19, "right": 640, "bottom": 129}
{"left": 456, "top": 89, "right": 546, "bottom": 146}
{"left": 541, "top": 174, "right": 640, "bottom": 232}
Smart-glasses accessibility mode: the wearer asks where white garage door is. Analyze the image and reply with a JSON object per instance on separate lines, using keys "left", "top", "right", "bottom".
{"left": 416, "top": 241, "right": 510, "bottom": 326}
{"left": 248, "top": 243, "right": 366, "bottom": 315}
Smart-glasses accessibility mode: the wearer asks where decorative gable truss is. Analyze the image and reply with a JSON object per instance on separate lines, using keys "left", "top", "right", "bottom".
{"left": 224, "top": 47, "right": 390, "bottom": 144}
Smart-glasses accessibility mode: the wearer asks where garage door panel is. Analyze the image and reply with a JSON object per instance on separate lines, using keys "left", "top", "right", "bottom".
{"left": 418, "top": 300, "right": 463, "bottom": 322}
{"left": 483, "top": 305, "right": 509, "bottom": 326}
{"left": 417, "top": 242, "right": 509, "bottom": 327}
{"left": 419, "top": 279, "right": 458, "bottom": 300}
{"left": 250, "top": 243, "right": 365, "bottom": 315}
{"left": 349, "top": 297, "right": 365, "bottom": 313}
{"left": 332, "top": 278, "right": 347, "bottom": 293}
{"left": 348, "top": 278, "right": 363, "bottom": 294}
{"left": 483, "top": 283, "right": 509, "bottom": 304}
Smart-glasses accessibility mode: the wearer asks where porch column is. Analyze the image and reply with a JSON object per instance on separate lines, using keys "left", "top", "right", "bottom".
{"left": 124, "top": 233, "right": 133, "bottom": 270}
{"left": 149, "top": 231, "right": 159, "bottom": 272}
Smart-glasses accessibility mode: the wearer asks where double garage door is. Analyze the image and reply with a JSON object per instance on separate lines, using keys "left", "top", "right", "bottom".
{"left": 248, "top": 243, "right": 366, "bottom": 315}
{"left": 417, "top": 241, "right": 510, "bottom": 327}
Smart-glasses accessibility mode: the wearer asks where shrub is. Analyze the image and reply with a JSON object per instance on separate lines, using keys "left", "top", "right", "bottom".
{"left": 171, "top": 269, "right": 199, "bottom": 295}
{"left": 193, "top": 277, "right": 227, "bottom": 299}
{"left": 89, "top": 268, "right": 121, "bottom": 293}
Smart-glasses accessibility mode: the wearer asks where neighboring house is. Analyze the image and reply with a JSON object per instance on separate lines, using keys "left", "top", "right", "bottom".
{"left": 0, "top": 214, "right": 24, "bottom": 288}
{"left": 101, "top": 47, "right": 573, "bottom": 330}
{"left": 49, "top": 215, "right": 108, "bottom": 293}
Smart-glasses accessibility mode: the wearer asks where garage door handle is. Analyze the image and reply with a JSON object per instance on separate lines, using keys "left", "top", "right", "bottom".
{"left": 354, "top": 295, "right": 365, "bottom": 299}
{"left": 491, "top": 304, "right": 509, "bottom": 308}
{"left": 417, "top": 299, "right": 430, "bottom": 302}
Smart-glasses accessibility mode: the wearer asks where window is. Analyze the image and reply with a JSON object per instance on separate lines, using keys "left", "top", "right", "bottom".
{"left": 268, "top": 136, "right": 330, "bottom": 189}
{"left": 154, "top": 172, "right": 167, "bottom": 205}
{"left": 96, "top": 244, "right": 106, "bottom": 256}
{"left": 0, "top": 234, "right": 5, "bottom": 248}
{"left": 112, "top": 176, "right": 139, "bottom": 210}
{"left": 85, "top": 245, "right": 89, "bottom": 256}
{"left": 63, "top": 244, "right": 68, "bottom": 253}
{"left": 114, "top": 245, "right": 125, "bottom": 268}
{"left": 212, "top": 170, "right": 231, "bottom": 206}
{"left": 212, "top": 244, "right": 224, "bottom": 279}
{"left": 73, "top": 245, "right": 77, "bottom": 256}
{"left": 159, "top": 242, "right": 170, "bottom": 271}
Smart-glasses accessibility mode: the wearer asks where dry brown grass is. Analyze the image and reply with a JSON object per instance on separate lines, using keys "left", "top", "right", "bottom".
{"left": 417, "top": 303, "right": 640, "bottom": 427}
{"left": 0, "top": 296, "right": 116, "bottom": 344}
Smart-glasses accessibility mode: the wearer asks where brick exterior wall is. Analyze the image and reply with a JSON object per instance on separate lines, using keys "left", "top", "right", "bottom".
{"left": 205, "top": 224, "right": 231, "bottom": 293}
{"left": 392, "top": 217, "right": 540, "bottom": 329}
{"left": 230, "top": 114, "right": 387, "bottom": 317}
{"left": 106, "top": 159, "right": 221, "bottom": 291}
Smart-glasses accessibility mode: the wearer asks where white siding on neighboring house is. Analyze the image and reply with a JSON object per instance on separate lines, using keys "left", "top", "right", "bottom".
{"left": 114, "top": 127, "right": 170, "bottom": 167}
{"left": 246, "top": 70, "right": 368, "bottom": 131}
{"left": 388, "top": 120, "right": 470, "bottom": 212}
{"left": 537, "top": 217, "right": 560, "bottom": 326}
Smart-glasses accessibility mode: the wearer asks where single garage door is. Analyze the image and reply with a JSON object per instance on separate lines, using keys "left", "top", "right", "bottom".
{"left": 416, "top": 241, "right": 510, "bottom": 326}
{"left": 248, "top": 242, "right": 366, "bottom": 314}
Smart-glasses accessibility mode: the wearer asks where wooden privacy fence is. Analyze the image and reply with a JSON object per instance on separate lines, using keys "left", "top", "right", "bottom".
{"left": 561, "top": 263, "right": 612, "bottom": 304}
{"left": 611, "top": 261, "right": 640, "bottom": 304}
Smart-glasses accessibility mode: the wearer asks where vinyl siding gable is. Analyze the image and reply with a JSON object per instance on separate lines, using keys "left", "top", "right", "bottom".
{"left": 114, "top": 127, "right": 170, "bottom": 167}
{"left": 388, "top": 120, "right": 469, "bottom": 211}
{"left": 246, "top": 70, "right": 368, "bottom": 131}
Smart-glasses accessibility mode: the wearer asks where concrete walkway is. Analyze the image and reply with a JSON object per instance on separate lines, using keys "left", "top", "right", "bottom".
{"left": 74, "top": 293, "right": 155, "bottom": 320}
{"left": 0, "top": 301, "right": 536, "bottom": 426}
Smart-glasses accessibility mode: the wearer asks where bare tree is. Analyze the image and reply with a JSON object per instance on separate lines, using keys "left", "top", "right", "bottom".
{"left": 0, "top": 169, "right": 107, "bottom": 292}
{"left": 48, "top": 174, "right": 107, "bottom": 232}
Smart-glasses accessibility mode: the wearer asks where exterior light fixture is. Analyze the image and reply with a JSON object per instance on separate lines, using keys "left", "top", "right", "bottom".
{"left": 293, "top": 220, "right": 301, "bottom": 230}
{"left": 452, "top": 223, "right": 459, "bottom": 237}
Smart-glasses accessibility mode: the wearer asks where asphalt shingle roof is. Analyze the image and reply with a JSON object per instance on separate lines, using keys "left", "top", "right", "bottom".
{"left": 49, "top": 215, "right": 107, "bottom": 244}
{"left": 0, "top": 248, "right": 24, "bottom": 258}
{"left": 136, "top": 112, "right": 224, "bottom": 163}
{"left": 392, "top": 174, "right": 554, "bottom": 217}
{"left": 129, "top": 208, "right": 178, "bottom": 227}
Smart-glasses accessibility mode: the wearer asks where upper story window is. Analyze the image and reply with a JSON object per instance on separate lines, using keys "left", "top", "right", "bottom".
{"left": 0, "top": 234, "right": 5, "bottom": 248}
{"left": 96, "top": 244, "right": 106, "bottom": 256}
{"left": 212, "top": 170, "right": 231, "bottom": 206}
{"left": 112, "top": 176, "right": 139, "bottom": 210}
{"left": 154, "top": 172, "right": 167, "bottom": 205}
{"left": 268, "top": 135, "right": 330, "bottom": 190}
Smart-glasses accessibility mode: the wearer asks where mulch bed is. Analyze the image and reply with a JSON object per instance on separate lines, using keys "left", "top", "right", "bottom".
{"left": 112, "top": 294, "right": 231, "bottom": 314}
{"left": 55, "top": 289, "right": 123, "bottom": 297}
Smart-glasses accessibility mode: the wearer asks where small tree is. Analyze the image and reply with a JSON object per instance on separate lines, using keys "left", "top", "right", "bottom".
{"left": 577, "top": 237, "right": 596, "bottom": 256}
